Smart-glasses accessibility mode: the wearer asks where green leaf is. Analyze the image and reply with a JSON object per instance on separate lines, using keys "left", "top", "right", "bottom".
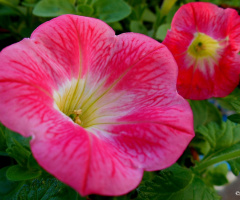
{"left": 5, "top": 128, "right": 30, "bottom": 149}
{"left": 6, "top": 141, "right": 31, "bottom": 165}
{"left": 94, "top": 0, "right": 131, "bottom": 23}
{"left": 69, "top": 0, "right": 76, "bottom": 4}
{"left": 9, "top": 0, "right": 19, "bottom": 4}
{"left": 0, "top": 124, "right": 8, "bottom": 156}
{"left": 216, "top": 88, "right": 240, "bottom": 112}
{"left": 194, "top": 121, "right": 240, "bottom": 173}
{"left": 196, "top": 121, "right": 240, "bottom": 152}
{"left": 76, "top": 0, "right": 85, "bottom": 4}
{"left": 137, "top": 164, "right": 220, "bottom": 200}
{"left": 0, "top": 123, "right": 7, "bottom": 152}
{"left": 130, "top": 20, "right": 147, "bottom": 34}
{"left": 204, "top": 163, "right": 228, "bottom": 186}
{"left": 194, "top": 143, "right": 240, "bottom": 173}
{"left": 0, "top": 167, "right": 24, "bottom": 200}
{"left": 3, "top": 128, "right": 42, "bottom": 172}
{"left": 228, "top": 114, "right": 240, "bottom": 123}
{"left": 189, "top": 100, "right": 222, "bottom": 129}
{"left": 190, "top": 137, "right": 211, "bottom": 156}
{"left": 0, "top": 167, "right": 18, "bottom": 195}
{"left": 5, "top": 129, "right": 31, "bottom": 166}
{"left": 6, "top": 165, "right": 42, "bottom": 181}
{"left": 21, "top": 2, "right": 37, "bottom": 8}
{"left": 129, "top": 4, "right": 147, "bottom": 21}
{"left": 175, "top": 176, "right": 221, "bottom": 200}
{"left": 77, "top": 4, "right": 93, "bottom": 16}
{"left": 27, "top": 154, "right": 41, "bottom": 170}
{"left": 0, "top": 0, "right": 19, "bottom": 5}
{"left": 126, "top": 0, "right": 145, "bottom": 7}
{"left": 228, "top": 157, "right": 240, "bottom": 176}
{"left": 0, "top": 0, "right": 24, "bottom": 15}
{"left": 156, "top": 23, "right": 170, "bottom": 41}
{"left": 22, "top": 0, "right": 39, "bottom": 7}
{"left": 15, "top": 177, "right": 81, "bottom": 200}
{"left": 0, "top": 4, "right": 19, "bottom": 15}
{"left": 33, "top": 0, "right": 76, "bottom": 17}
{"left": 142, "top": 8, "right": 156, "bottom": 22}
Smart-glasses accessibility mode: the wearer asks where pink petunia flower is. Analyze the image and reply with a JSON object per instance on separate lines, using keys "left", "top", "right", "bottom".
{"left": 163, "top": 2, "right": 240, "bottom": 100}
{"left": 0, "top": 15, "right": 194, "bottom": 196}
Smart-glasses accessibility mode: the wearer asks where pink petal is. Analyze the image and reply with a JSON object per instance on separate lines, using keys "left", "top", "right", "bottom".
{"left": 163, "top": 2, "right": 240, "bottom": 99}
{"left": 96, "top": 104, "right": 193, "bottom": 171}
{"left": 30, "top": 117, "right": 143, "bottom": 196}
{"left": 0, "top": 41, "right": 55, "bottom": 136}
{"left": 226, "top": 9, "right": 240, "bottom": 52}
{"left": 0, "top": 15, "right": 194, "bottom": 196}
{"left": 173, "top": 47, "right": 240, "bottom": 99}
{"left": 171, "top": 2, "right": 229, "bottom": 39}
{"left": 31, "top": 15, "right": 116, "bottom": 80}
{"left": 80, "top": 34, "right": 194, "bottom": 170}
{"left": 0, "top": 15, "right": 115, "bottom": 136}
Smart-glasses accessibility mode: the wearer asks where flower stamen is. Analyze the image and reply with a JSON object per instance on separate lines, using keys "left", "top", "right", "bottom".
{"left": 72, "top": 109, "right": 82, "bottom": 125}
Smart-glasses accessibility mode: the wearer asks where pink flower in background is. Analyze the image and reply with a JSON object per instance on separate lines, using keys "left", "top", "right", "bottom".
{"left": 163, "top": 2, "right": 240, "bottom": 100}
{"left": 0, "top": 15, "right": 194, "bottom": 196}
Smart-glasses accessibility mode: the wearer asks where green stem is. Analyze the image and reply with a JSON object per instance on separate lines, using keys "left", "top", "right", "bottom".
{"left": 193, "top": 149, "right": 240, "bottom": 172}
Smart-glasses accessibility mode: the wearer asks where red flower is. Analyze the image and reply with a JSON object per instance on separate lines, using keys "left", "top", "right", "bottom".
{"left": 0, "top": 15, "right": 194, "bottom": 196}
{"left": 163, "top": 2, "right": 240, "bottom": 100}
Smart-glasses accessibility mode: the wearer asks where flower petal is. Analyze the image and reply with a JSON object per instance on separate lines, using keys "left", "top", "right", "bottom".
{"left": 0, "top": 41, "right": 57, "bottom": 136}
{"left": 0, "top": 15, "right": 194, "bottom": 196}
{"left": 89, "top": 103, "right": 193, "bottom": 171}
{"left": 31, "top": 15, "right": 116, "bottom": 80}
{"left": 0, "top": 15, "right": 115, "bottom": 136}
{"left": 163, "top": 2, "right": 240, "bottom": 99}
{"left": 30, "top": 116, "right": 143, "bottom": 196}
{"left": 226, "top": 9, "right": 240, "bottom": 52}
{"left": 80, "top": 34, "right": 194, "bottom": 170}
{"left": 171, "top": 2, "right": 229, "bottom": 39}
{"left": 169, "top": 2, "right": 240, "bottom": 51}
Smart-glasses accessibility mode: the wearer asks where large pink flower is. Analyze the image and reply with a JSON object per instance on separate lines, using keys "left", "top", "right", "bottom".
{"left": 0, "top": 15, "right": 194, "bottom": 196}
{"left": 163, "top": 2, "right": 240, "bottom": 100}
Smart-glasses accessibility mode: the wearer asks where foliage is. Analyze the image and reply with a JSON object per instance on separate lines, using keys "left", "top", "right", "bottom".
{"left": 137, "top": 164, "right": 221, "bottom": 200}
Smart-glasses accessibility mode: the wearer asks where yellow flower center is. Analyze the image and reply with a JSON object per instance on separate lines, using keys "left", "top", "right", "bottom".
{"left": 188, "top": 32, "right": 220, "bottom": 58}
{"left": 53, "top": 78, "right": 96, "bottom": 128}
{"left": 53, "top": 78, "right": 122, "bottom": 129}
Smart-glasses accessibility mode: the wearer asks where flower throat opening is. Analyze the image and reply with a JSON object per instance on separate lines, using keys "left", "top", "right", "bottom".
{"left": 53, "top": 78, "right": 123, "bottom": 129}
{"left": 188, "top": 32, "right": 220, "bottom": 58}
{"left": 53, "top": 79, "right": 89, "bottom": 127}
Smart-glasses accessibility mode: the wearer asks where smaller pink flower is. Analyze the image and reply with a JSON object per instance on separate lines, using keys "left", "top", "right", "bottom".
{"left": 163, "top": 2, "right": 240, "bottom": 100}
{"left": 0, "top": 15, "right": 194, "bottom": 196}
